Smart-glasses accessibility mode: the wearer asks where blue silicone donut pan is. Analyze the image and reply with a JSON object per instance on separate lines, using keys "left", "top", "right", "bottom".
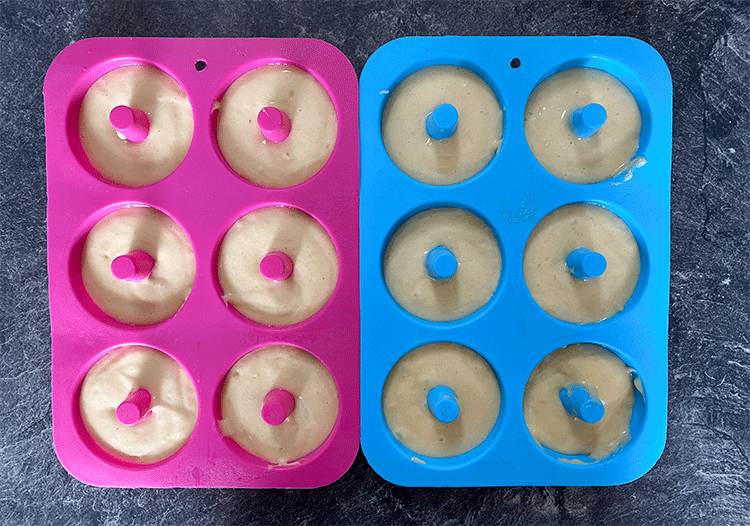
{"left": 359, "top": 36, "right": 671, "bottom": 486}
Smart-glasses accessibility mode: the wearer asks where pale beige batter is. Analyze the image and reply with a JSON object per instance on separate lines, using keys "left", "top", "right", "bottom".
{"left": 82, "top": 206, "right": 196, "bottom": 325}
{"left": 217, "top": 64, "right": 337, "bottom": 188}
{"left": 524, "top": 67, "right": 641, "bottom": 184}
{"left": 218, "top": 206, "right": 338, "bottom": 326}
{"left": 523, "top": 343, "right": 635, "bottom": 460}
{"left": 79, "top": 65, "right": 194, "bottom": 187}
{"left": 79, "top": 345, "right": 199, "bottom": 464}
{"left": 384, "top": 207, "right": 501, "bottom": 322}
{"left": 382, "top": 65, "right": 503, "bottom": 185}
{"left": 219, "top": 344, "right": 339, "bottom": 465}
{"left": 382, "top": 342, "right": 501, "bottom": 458}
{"left": 523, "top": 203, "right": 640, "bottom": 324}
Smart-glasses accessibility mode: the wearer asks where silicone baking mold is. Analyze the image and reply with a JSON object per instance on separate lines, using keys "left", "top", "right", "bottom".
{"left": 359, "top": 36, "right": 671, "bottom": 486}
{"left": 44, "top": 37, "right": 359, "bottom": 488}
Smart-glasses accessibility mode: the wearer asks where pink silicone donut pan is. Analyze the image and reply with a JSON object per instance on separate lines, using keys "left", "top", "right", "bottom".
{"left": 44, "top": 38, "right": 360, "bottom": 488}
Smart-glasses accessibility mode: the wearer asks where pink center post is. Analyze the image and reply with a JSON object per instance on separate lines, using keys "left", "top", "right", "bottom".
{"left": 257, "top": 106, "right": 292, "bottom": 143}
{"left": 109, "top": 105, "right": 150, "bottom": 143}
{"left": 116, "top": 388, "right": 152, "bottom": 426}
{"left": 259, "top": 251, "right": 294, "bottom": 281}
{"left": 111, "top": 250, "right": 155, "bottom": 281}
{"left": 261, "top": 388, "right": 296, "bottom": 426}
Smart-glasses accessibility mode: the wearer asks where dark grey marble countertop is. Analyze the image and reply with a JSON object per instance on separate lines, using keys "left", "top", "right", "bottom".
{"left": 1, "top": 1, "right": 749, "bottom": 524}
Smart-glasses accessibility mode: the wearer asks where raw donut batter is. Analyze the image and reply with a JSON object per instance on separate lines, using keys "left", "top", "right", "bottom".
{"left": 218, "top": 206, "right": 338, "bottom": 326}
{"left": 382, "top": 65, "right": 503, "bottom": 185}
{"left": 523, "top": 343, "right": 635, "bottom": 460}
{"left": 82, "top": 206, "right": 196, "bottom": 325}
{"left": 524, "top": 67, "right": 641, "bottom": 184}
{"left": 382, "top": 342, "right": 500, "bottom": 458}
{"left": 384, "top": 207, "right": 501, "bottom": 322}
{"left": 79, "top": 65, "right": 194, "bottom": 187}
{"left": 79, "top": 345, "right": 198, "bottom": 464}
{"left": 219, "top": 344, "right": 339, "bottom": 465}
{"left": 523, "top": 203, "right": 640, "bottom": 324}
{"left": 217, "top": 64, "right": 337, "bottom": 188}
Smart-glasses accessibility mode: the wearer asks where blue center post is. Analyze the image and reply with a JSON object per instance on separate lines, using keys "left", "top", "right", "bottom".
{"left": 566, "top": 248, "right": 607, "bottom": 280}
{"left": 559, "top": 385, "right": 605, "bottom": 423}
{"left": 427, "top": 385, "right": 460, "bottom": 423}
{"left": 425, "top": 103, "right": 459, "bottom": 140}
{"left": 570, "top": 103, "right": 607, "bottom": 138}
{"left": 425, "top": 246, "right": 458, "bottom": 280}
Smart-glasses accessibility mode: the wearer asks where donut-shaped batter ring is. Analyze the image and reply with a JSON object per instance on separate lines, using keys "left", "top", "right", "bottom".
{"left": 79, "top": 345, "right": 198, "bottom": 464}
{"left": 79, "top": 65, "right": 194, "bottom": 187}
{"left": 81, "top": 206, "right": 196, "bottom": 326}
{"left": 219, "top": 344, "right": 339, "bottom": 465}
{"left": 218, "top": 206, "right": 339, "bottom": 327}
{"left": 523, "top": 343, "right": 635, "bottom": 460}
{"left": 524, "top": 67, "right": 641, "bottom": 184}
{"left": 382, "top": 65, "right": 503, "bottom": 185}
{"left": 382, "top": 342, "right": 501, "bottom": 458}
{"left": 384, "top": 207, "right": 501, "bottom": 322}
{"left": 217, "top": 64, "right": 337, "bottom": 188}
{"left": 523, "top": 203, "right": 640, "bottom": 324}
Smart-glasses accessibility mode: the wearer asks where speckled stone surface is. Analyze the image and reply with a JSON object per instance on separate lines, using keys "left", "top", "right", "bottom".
{"left": 1, "top": 0, "right": 749, "bottom": 524}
